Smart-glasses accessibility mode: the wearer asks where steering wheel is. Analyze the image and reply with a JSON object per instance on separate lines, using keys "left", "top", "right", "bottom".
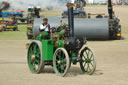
{"left": 51, "top": 27, "right": 57, "bottom": 33}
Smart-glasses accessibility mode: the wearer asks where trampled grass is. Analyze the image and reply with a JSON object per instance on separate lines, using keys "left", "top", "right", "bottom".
{"left": 0, "top": 25, "right": 27, "bottom": 40}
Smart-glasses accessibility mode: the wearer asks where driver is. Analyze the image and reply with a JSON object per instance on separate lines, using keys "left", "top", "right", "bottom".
{"left": 38, "top": 18, "right": 51, "bottom": 39}
{"left": 39, "top": 18, "right": 50, "bottom": 32}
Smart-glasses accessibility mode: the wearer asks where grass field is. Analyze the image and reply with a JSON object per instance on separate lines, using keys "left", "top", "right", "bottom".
{"left": 0, "top": 25, "right": 27, "bottom": 40}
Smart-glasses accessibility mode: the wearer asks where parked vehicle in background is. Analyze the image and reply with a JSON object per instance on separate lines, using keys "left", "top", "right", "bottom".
{"left": 4, "top": 17, "right": 18, "bottom": 31}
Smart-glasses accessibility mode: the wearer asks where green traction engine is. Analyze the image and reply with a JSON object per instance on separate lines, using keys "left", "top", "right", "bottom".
{"left": 27, "top": 3, "right": 96, "bottom": 77}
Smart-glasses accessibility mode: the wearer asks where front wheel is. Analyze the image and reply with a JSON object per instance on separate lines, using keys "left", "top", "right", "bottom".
{"left": 80, "top": 47, "right": 96, "bottom": 75}
{"left": 53, "top": 48, "right": 70, "bottom": 77}
{"left": 27, "top": 40, "right": 44, "bottom": 73}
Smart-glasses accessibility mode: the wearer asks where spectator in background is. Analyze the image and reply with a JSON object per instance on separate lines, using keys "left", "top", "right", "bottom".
{"left": 34, "top": 7, "right": 40, "bottom": 18}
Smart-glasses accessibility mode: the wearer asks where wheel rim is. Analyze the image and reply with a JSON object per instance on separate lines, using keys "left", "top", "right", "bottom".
{"left": 27, "top": 42, "right": 41, "bottom": 73}
{"left": 80, "top": 47, "right": 96, "bottom": 75}
{"left": 53, "top": 48, "right": 70, "bottom": 77}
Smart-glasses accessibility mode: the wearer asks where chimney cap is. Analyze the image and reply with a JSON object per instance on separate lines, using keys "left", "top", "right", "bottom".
{"left": 66, "top": 3, "right": 74, "bottom": 8}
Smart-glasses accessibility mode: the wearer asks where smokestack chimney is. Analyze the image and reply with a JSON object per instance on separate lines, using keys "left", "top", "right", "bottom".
{"left": 67, "top": 3, "right": 74, "bottom": 37}
{"left": 108, "top": 0, "right": 113, "bottom": 19}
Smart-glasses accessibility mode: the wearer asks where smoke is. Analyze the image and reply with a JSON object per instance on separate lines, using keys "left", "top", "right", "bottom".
{"left": 0, "top": 0, "right": 73, "bottom": 10}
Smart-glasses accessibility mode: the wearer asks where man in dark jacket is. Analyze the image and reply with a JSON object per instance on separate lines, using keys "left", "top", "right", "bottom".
{"left": 39, "top": 18, "right": 50, "bottom": 32}
{"left": 34, "top": 7, "right": 40, "bottom": 18}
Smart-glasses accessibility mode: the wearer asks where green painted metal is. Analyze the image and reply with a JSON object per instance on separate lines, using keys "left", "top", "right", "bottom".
{"left": 42, "top": 40, "right": 54, "bottom": 61}
{"left": 72, "top": 52, "right": 77, "bottom": 57}
{"left": 71, "top": 52, "right": 78, "bottom": 64}
{"left": 27, "top": 42, "right": 41, "bottom": 73}
{"left": 52, "top": 34, "right": 59, "bottom": 40}
{"left": 36, "top": 32, "right": 48, "bottom": 41}
{"left": 55, "top": 40, "right": 64, "bottom": 48}
{"left": 52, "top": 30, "right": 65, "bottom": 41}
{"left": 59, "top": 30, "right": 65, "bottom": 37}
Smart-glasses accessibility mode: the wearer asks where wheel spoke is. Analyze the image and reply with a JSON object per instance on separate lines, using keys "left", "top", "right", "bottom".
{"left": 28, "top": 52, "right": 32, "bottom": 58}
{"left": 30, "top": 47, "right": 32, "bottom": 52}
{"left": 31, "top": 59, "right": 35, "bottom": 64}
{"left": 89, "top": 53, "right": 93, "bottom": 59}
{"left": 58, "top": 57, "right": 66, "bottom": 73}
{"left": 88, "top": 64, "right": 91, "bottom": 72}
{"left": 31, "top": 58, "right": 39, "bottom": 71}
{"left": 34, "top": 45, "right": 37, "bottom": 52}
{"left": 35, "top": 59, "right": 40, "bottom": 65}
{"left": 82, "top": 53, "right": 86, "bottom": 59}
{"left": 29, "top": 47, "right": 34, "bottom": 55}
{"left": 35, "top": 52, "right": 40, "bottom": 58}
{"left": 90, "top": 62, "right": 94, "bottom": 67}
{"left": 56, "top": 52, "right": 61, "bottom": 60}
{"left": 90, "top": 59, "right": 94, "bottom": 61}
{"left": 56, "top": 59, "right": 58, "bottom": 62}
{"left": 60, "top": 51, "right": 63, "bottom": 61}
{"left": 86, "top": 63, "right": 90, "bottom": 72}
{"left": 31, "top": 45, "right": 34, "bottom": 51}
{"left": 32, "top": 64, "right": 36, "bottom": 70}
{"left": 86, "top": 64, "right": 89, "bottom": 72}
{"left": 83, "top": 62, "right": 86, "bottom": 67}
{"left": 86, "top": 50, "right": 90, "bottom": 59}
{"left": 61, "top": 65, "right": 64, "bottom": 72}
{"left": 56, "top": 64, "right": 60, "bottom": 67}
{"left": 62, "top": 60, "right": 66, "bottom": 64}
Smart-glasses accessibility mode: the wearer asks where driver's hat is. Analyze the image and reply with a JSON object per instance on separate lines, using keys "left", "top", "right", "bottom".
{"left": 43, "top": 18, "right": 48, "bottom": 21}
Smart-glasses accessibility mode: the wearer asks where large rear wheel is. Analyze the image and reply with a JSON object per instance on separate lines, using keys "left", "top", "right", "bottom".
{"left": 27, "top": 40, "right": 44, "bottom": 73}
{"left": 53, "top": 48, "right": 70, "bottom": 77}
{"left": 80, "top": 47, "right": 96, "bottom": 75}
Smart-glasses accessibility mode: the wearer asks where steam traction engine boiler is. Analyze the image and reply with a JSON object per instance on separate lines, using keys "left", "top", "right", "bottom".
{"left": 27, "top": 0, "right": 121, "bottom": 40}
{"left": 62, "top": 0, "right": 121, "bottom": 40}
{"left": 27, "top": 3, "right": 96, "bottom": 77}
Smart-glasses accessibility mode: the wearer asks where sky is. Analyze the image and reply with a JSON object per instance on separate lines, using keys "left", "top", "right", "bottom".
{"left": 0, "top": 0, "right": 70, "bottom": 10}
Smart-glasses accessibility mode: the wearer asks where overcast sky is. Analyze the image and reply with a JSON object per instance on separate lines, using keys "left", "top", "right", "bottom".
{"left": 0, "top": 0, "right": 70, "bottom": 10}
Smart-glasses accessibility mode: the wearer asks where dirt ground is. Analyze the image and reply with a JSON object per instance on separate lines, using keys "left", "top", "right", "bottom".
{"left": 0, "top": 6, "right": 128, "bottom": 85}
